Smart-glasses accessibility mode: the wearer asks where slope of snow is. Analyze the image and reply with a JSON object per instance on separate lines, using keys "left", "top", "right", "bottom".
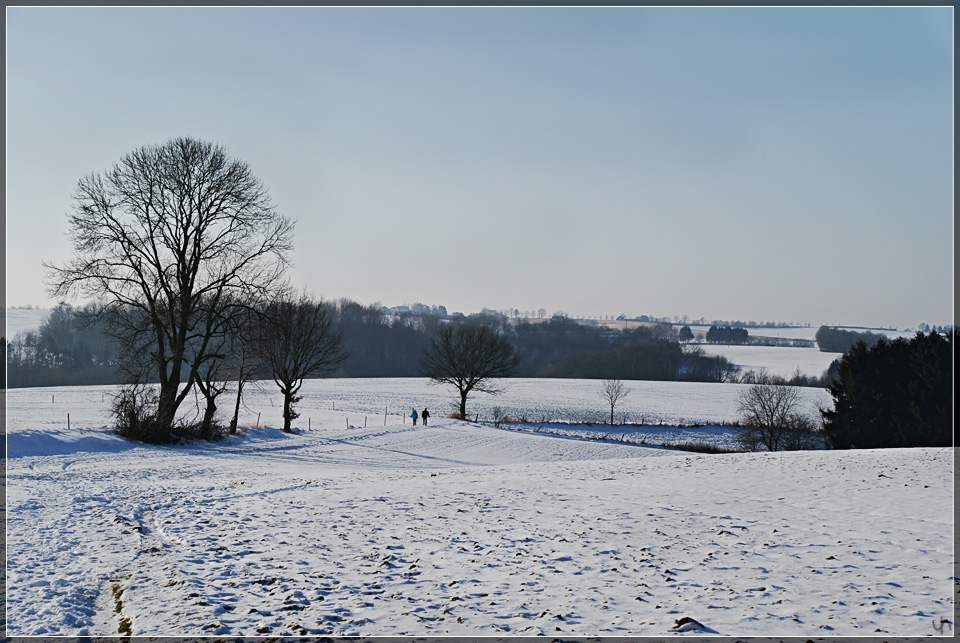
{"left": 696, "top": 345, "right": 840, "bottom": 379}
{"left": 3, "top": 383, "right": 954, "bottom": 637}
{"left": 3, "top": 307, "right": 50, "bottom": 338}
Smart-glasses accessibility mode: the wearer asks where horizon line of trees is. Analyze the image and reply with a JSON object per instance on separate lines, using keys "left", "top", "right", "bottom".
{"left": 5, "top": 304, "right": 844, "bottom": 391}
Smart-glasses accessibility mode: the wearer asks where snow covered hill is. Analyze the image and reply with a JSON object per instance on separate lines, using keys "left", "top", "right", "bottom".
{"left": 3, "top": 307, "right": 50, "bottom": 338}
{"left": 3, "top": 397, "right": 954, "bottom": 637}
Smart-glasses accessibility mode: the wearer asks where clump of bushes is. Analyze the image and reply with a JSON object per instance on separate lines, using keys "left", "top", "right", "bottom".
{"left": 112, "top": 384, "right": 226, "bottom": 444}
{"left": 112, "top": 384, "right": 166, "bottom": 443}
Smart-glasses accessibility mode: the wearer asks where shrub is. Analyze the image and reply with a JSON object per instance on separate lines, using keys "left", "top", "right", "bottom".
{"left": 491, "top": 406, "right": 509, "bottom": 428}
{"left": 111, "top": 384, "right": 168, "bottom": 443}
{"left": 669, "top": 441, "right": 742, "bottom": 455}
{"left": 175, "top": 420, "right": 227, "bottom": 442}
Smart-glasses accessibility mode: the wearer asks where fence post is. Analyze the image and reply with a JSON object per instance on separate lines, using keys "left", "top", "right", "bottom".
{"left": 67, "top": 413, "right": 71, "bottom": 431}
{"left": 256, "top": 412, "right": 261, "bottom": 428}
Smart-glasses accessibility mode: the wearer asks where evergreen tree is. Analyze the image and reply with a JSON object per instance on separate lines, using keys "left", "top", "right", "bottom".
{"left": 822, "top": 331, "right": 953, "bottom": 448}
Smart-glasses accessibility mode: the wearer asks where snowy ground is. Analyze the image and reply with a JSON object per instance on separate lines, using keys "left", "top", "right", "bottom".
{"left": 683, "top": 325, "right": 918, "bottom": 342}
{"left": 3, "top": 307, "right": 50, "bottom": 339}
{"left": 3, "top": 381, "right": 955, "bottom": 637}
{"left": 3, "top": 377, "right": 833, "bottom": 434}
{"left": 696, "top": 345, "right": 840, "bottom": 380}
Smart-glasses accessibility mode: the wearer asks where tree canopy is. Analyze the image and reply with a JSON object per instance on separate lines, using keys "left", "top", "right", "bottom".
{"left": 420, "top": 323, "right": 519, "bottom": 419}
{"left": 821, "top": 331, "right": 954, "bottom": 448}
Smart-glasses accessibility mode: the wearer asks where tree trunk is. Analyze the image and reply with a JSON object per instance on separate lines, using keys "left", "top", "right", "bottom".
{"left": 459, "top": 391, "right": 468, "bottom": 420}
{"left": 156, "top": 382, "right": 179, "bottom": 441}
{"left": 230, "top": 378, "right": 245, "bottom": 434}
{"left": 282, "top": 389, "right": 293, "bottom": 432}
{"left": 201, "top": 398, "right": 217, "bottom": 439}
{"left": 229, "top": 349, "right": 248, "bottom": 434}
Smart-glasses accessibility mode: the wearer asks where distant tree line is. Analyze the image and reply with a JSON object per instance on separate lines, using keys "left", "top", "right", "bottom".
{"left": 633, "top": 316, "right": 809, "bottom": 329}
{"left": 5, "top": 305, "right": 120, "bottom": 387}
{"left": 814, "top": 326, "right": 883, "bottom": 353}
{"left": 8, "top": 305, "right": 771, "bottom": 389}
{"left": 334, "top": 300, "right": 440, "bottom": 377}
{"left": 705, "top": 325, "right": 750, "bottom": 345}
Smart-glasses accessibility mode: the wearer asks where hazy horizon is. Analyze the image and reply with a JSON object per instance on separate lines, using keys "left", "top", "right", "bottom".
{"left": 1, "top": 301, "right": 936, "bottom": 334}
{"left": 5, "top": 7, "right": 954, "bottom": 330}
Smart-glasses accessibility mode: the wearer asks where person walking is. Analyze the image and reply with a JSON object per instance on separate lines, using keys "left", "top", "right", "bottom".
{"left": 421, "top": 408, "right": 430, "bottom": 426}
{"left": 410, "top": 408, "right": 418, "bottom": 426}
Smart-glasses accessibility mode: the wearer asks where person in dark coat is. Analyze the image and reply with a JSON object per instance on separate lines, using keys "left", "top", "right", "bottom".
{"left": 421, "top": 408, "right": 430, "bottom": 426}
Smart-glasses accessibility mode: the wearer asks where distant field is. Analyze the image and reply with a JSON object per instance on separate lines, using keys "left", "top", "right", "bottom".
{"left": 4, "top": 377, "right": 833, "bottom": 435}
{"left": 682, "top": 325, "right": 916, "bottom": 342}
{"left": 4, "top": 307, "right": 50, "bottom": 338}
{"left": 697, "top": 345, "right": 839, "bottom": 379}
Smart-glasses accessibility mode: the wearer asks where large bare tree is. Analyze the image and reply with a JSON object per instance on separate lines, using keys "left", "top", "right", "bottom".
{"left": 420, "top": 324, "right": 519, "bottom": 420}
{"left": 256, "top": 293, "right": 346, "bottom": 432}
{"left": 46, "top": 137, "right": 293, "bottom": 440}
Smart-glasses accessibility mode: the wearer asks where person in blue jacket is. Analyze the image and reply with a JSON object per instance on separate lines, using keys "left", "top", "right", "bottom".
{"left": 411, "top": 408, "right": 418, "bottom": 426}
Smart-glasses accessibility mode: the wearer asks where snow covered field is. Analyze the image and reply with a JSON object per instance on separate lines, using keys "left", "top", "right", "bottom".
{"left": 696, "top": 345, "right": 840, "bottom": 380}
{"left": 3, "top": 307, "right": 50, "bottom": 338}
{"left": 684, "top": 325, "right": 918, "bottom": 342}
{"left": 4, "top": 377, "right": 833, "bottom": 434}
{"left": 3, "top": 380, "right": 955, "bottom": 637}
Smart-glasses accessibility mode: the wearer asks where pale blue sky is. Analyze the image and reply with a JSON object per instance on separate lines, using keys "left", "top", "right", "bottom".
{"left": 5, "top": 7, "right": 954, "bottom": 328}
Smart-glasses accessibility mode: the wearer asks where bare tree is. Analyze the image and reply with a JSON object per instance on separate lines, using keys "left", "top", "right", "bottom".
{"left": 736, "top": 383, "right": 817, "bottom": 451}
{"left": 186, "top": 295, "right": 238, "bottom": 439}
{"left": 46, "top": 137, "right": 293, "bottom": 441}
{"left": 224, "top": 305, "right": 263, "bottom": 434}
{"left": 256, "top": 293, "right": 346, "bottom": 432}
{"left": 420, "top": 324, "right": 520, "bottom": 420}
{"left": 600, "top": 378, "right": 629, "bottom": 424}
